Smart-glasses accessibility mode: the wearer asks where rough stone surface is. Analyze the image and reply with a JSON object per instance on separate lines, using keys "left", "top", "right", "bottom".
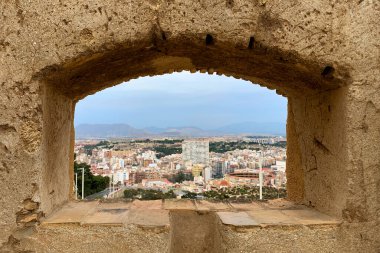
{"left": 16, "top": 225, "right": 170, "bottom": 253}
{"left": 4, "top": 200, "right": 373, "bottom": 253}
{"left": 219, "top": 223, "right": 378, "bottom": 253}
{"left": 217, "top": 211, "right": 259, "bottom": 226}
{"left": 0, "top": 0, "right": 379, "bottom": 252}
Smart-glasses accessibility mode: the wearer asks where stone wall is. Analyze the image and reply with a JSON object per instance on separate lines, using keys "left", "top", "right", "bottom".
{"left": 0, "top": 0, "right": 379, "bottom": 251}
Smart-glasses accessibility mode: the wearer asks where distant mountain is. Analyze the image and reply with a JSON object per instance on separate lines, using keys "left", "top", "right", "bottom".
{"left": 75, "top": 122, "right": 286, "bottom": 139}
{"left": 143, "top": 126, "right": 167, "bottom": 134}
{"left": 75, "top": 124, "right": 149, "bottom": 138}
{"left": 160, "top": 127, "right": 216, "bottom": 137}
{"left": 215, "top": 121, "right": 286, "bottom": 136}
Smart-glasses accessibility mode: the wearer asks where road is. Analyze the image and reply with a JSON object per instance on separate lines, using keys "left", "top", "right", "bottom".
{"left": 85, "top": 188, "right": 112, "bottom": 200}
{"left": 85, "top": 187, "right": 124, "bottom": 200}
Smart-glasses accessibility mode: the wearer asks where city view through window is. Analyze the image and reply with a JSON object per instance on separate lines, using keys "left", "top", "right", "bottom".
{"left": 74, "top": 72, "right": 287, "bottom": 202}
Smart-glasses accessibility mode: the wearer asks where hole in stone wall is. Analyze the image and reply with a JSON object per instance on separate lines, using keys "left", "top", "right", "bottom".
{"left": 248, "top": 37, "right": 255, "bottom": 49}
{"left": 39, "top": 64, "right": 341, "bottom": 242}
{"left": 321, "top": 66, "right": 334, "bottom": 78}
{"left": 161, "top": 32, "right": 167, "bottom": 41}
{"left": 226, "top": 0, "right": 234, "bottom": 8}
{"left": 73, "top": 72, "right": 288, "bottom": 203}
{"left": 205, "top": 34, "right": 214, "bottom": 45}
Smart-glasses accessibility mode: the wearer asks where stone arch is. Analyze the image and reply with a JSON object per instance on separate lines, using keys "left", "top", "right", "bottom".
{"left": 37, "top": 32, "right": 347, "bottom": 216}
{"left": 1, "top": 0, "right": 379, "bottom": 251}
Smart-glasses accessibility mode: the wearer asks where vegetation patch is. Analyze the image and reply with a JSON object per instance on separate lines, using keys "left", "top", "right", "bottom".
{"left": 124, "top": 186, "right": 286, "bottom": 201}
{"left": 74, "top": 161, "right": 110, "bottom": 198}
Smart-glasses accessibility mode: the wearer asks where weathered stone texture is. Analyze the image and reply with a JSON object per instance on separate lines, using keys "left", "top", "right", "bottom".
{"left": 0, "top": 0, "right": 379, "bottom": 251}
{"left": 219, "top": 222, "right": 379, "bottom": 253}
{"left": 15, "top": 224, "right": 170, "bottom": 253}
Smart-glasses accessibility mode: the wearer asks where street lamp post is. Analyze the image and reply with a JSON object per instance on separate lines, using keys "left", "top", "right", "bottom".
{"left": 108, "top": 173, "right": 111, "bottom": 198}
{"left": 80, "top": 168, "right": 84, "bottom": 200}
{"left": 75, "top": 173, "right": 78, "bottom": 200}
{"left": 259, "top": 152, "right": 263, "bottom": 200}
{"left": 111, "top": 172, "right": 114, "bottom": 199}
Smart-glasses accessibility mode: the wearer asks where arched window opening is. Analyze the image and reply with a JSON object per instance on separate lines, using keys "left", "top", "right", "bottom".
{"left": 73, "top": 72, "right": 288, "bottom": 202}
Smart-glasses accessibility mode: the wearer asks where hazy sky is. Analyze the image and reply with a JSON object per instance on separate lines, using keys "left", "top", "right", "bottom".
{"left": 75, "top": 72, "right": 287, "bottom": 129}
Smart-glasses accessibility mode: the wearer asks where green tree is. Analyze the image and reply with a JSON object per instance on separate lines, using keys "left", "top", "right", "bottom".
{"left": 163, "top": 190, "right": 176, "bottom": 199}
{"left": 153, "top": 145, "right": 182, "bottom": 158}
{"left": 181, "top": 191, "right": 197, "bottom": 199}
{"left": 170, "top": 171, "right": 194, "bottom": 183}
{"left": 74, "top": 161, "right": 110, "bottom": 198}
{"left": 140, "top": 189, "right": 164, "bottom": 200}
{"left": 124, "top": 189, "right": 139, "bottom": 199}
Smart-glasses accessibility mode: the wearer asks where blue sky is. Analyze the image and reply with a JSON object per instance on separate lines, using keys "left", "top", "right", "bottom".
{"left": 75, "top": 72, "right": 287, "bottom": 130}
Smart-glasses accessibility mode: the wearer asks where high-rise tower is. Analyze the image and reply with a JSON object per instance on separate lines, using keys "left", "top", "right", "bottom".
{"left": 182, "top": 140, "right": 209, "bottom": 165}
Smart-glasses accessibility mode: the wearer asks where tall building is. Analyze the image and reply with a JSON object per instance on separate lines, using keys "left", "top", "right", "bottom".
{"left": 203, "top": 166, "right": 212, "bottom": 182}
{"left": 212, "top": 161, "right": 224, "bottom": 178}
{"left": 271, "top": 160, "right": 286, "bottom": 172}
{"left": 182, "top": 140, "right": 209, "bottom": 165}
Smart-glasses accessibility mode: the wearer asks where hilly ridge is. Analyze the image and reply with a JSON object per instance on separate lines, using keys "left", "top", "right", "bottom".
{"left": 75, "top": 122, "right": 285, "bottom": 139}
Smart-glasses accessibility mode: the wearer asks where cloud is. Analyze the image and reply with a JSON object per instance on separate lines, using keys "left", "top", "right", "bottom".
{"left": 75, "top": 72, "right": 287, "bottom": 128}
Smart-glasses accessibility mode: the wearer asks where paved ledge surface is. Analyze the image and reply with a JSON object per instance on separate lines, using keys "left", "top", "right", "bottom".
{"left": 41, "top": 199, "right": 340, "bottom": 228}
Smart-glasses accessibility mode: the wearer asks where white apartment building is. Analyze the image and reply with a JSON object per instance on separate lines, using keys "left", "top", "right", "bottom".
{"left": 203, "top": 166, "right": 212, "bottom": 182}
{"left": 271, "top": 160, "right": 286, "bottom": 172}
{"left": 182, "top": 140, "right": 209, "bottom": 165}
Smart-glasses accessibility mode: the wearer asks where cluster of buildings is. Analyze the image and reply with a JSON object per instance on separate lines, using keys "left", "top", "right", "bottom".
{"left": 75, "top": 138, "right": 287, "bottom": 194}
{"left": 244, "top": 136, "right": 287, "bottom": 144}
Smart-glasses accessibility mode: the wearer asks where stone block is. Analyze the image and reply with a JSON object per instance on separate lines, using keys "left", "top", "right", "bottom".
{"left": 126, "top": 209, "right": 170, "bottom": 227}
{"left": 41, "top": 201, "right": 99, "bottom": 225}
{"left": 82, "top": 202, "right": 131, "bottom": 226}
{"left": 195, "top": 200, "right": 231, "bottom": 211}
{"left": 217, "top": 212, "right": 258, "bottom": 227}
{"left": 130, "top": 200, "right": 163, "bottom": 210}
{"left": 164, "top": 199, "right": 196, "bottom": 210}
